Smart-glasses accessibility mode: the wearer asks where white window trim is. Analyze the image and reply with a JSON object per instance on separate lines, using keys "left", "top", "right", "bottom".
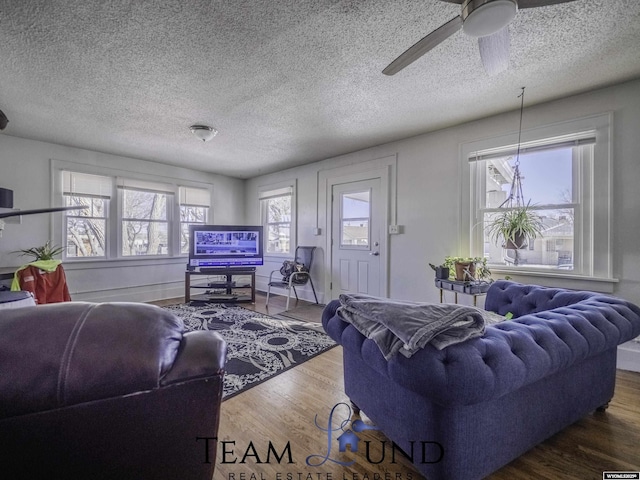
{"left": 258, "top": 179, "right": 297, "bottom": 258}
{"left": 459, "top": 113, "right": 614, "bottom": 288}
{"left": 117, "top": 182, "right": 173, "bottom": 258}
{"left": 178, "top": 185, "right": 211, "bottom": 255}
{"left": 51, "top": 159, "right": 213, "bottom": 262}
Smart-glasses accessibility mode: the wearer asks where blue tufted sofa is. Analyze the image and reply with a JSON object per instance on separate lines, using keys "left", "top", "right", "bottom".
{"left": 322, "top": 280, "right": 640, "bottom": 480}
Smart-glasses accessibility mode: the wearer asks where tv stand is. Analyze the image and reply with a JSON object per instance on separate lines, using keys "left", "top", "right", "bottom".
{"left": 185, "top": 269, "right": 256, "bottom": 304}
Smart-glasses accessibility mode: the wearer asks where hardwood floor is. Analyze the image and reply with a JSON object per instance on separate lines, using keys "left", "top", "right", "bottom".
{"left": 154, "top": 294, "right": 640, "bottom": 479}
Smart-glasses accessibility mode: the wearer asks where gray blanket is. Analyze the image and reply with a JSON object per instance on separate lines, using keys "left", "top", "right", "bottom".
{"left": 337, "top": 293, "right": 505, "bottom": 360}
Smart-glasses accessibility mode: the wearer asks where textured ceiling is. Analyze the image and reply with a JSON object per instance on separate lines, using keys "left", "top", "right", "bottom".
{"left": 0, "top": 0, "right": 639, "bottom": 178}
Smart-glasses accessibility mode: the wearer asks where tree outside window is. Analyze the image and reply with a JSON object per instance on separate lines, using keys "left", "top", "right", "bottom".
{"left": 63, "top": 171, "right": 111, "bottom": 259}
{"left": 65, "top": 195, "right": 107, "bottom": 257}
{"left": 121, "top": 189, "right": 169, "bottom": 256}
{"left": 263, "top": 193, "right": 292, "bottom": 254}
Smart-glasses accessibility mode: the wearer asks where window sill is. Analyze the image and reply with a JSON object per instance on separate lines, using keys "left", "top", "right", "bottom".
{"left": 61, "top": 256, "right": 188, "bottom": 271}
{"left": 490, "top": 268, "right": 618, "bottom": 293}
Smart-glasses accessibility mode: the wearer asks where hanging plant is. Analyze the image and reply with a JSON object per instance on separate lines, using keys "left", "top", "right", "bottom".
{"left": 485, "top": 87, "right": 544, "bottom": 254}
{"left": 486, "top": 201, "right": 544, "bottom": 250}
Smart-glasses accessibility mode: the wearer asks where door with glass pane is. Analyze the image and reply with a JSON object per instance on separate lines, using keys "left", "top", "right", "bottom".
{"left": 330, "top": 178, "right": 382, "bottom": 299}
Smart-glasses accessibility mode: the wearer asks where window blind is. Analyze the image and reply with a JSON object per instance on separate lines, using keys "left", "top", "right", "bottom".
{"left": 468, "top": 132, "right": 596, "bottom": 162}
{"left": 62, "top": 171, "right": 112, "bottom": 198}
{"left": 179, "top": 186, "right": 210, "bottom": 207}
{"left": 258, "top": 186, "right": 293, "bottom": 200}
{"left": 116, "top": 177, "right": 174, "bottom": 194}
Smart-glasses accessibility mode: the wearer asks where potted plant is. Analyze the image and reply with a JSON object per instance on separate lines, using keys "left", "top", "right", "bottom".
{"left": 486, "top": 202, "right": 544, "bottom": 250}
{"left": 14, "top": 241, "right": 64, "bottom": 261}
{"left": 443, "top": 256, "right": 491, "bottom": 282}
{"left": 429, "top": 263, "right": 449, "bottom": 280}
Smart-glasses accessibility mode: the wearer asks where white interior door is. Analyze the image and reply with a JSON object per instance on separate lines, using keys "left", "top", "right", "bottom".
{"left": 330, "top": 178, "right": 383, "bottom": 299}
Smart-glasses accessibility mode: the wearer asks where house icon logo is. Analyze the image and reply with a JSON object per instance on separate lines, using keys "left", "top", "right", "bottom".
{"left": 306, "top": 403, "right": 379, "bottom": 467}
{"left": 337, "top": 429, "right": 360, "bottom": 452}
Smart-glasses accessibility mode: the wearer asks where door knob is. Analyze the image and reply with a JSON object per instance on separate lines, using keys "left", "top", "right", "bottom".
{"left": 370, "top": 251, "right": 379, "bottom": 256}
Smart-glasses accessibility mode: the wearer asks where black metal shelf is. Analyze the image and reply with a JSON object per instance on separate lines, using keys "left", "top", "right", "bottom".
{"left": 185, "top": 269, "right": 255, "bottom": 303}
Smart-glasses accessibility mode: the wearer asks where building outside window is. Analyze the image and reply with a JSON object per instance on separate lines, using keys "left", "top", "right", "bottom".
{"left": 62, "top": 171, "right": 111, "bottom": 258}
{"left": 259, "top": 185, "right": 294, "bottom": 255}
{"left": 340, "top": 190, "right": 371, "bottom": 247}
{"left": 179, "top": 186, "right": 210, "bottom": 254}
{"left": 466, "top": 116, "right": 611, "bottom": 280}
{"left": 478, "top": 145, "right": 578, "bottom": 270}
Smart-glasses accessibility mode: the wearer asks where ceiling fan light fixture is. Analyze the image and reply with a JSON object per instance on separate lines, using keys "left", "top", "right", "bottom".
{"left": 0, "top": 188, "right": 13, "bottom": 209}
{"left": 462, "top": 0, "right": 518, "bottom": 38}
{"left": 0, "top": 109, "right": 8, "bottom": 131}
{"left": 189, "top": 124, "right": 218, "bottom": 142}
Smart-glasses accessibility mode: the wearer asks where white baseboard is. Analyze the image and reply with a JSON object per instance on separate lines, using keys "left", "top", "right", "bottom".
{"left": 617, "top": 340, "right": 640, "bottom": 372}
{"left": 256, "top": 281, "right": 324, "bottom": 305}
{"left": 70, "top": 282, "right": 185, "bottom": 304}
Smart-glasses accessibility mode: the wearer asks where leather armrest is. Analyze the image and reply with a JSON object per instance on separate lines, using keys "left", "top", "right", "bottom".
{"left": 161, "top": 330, "right": 227, "bottom": 385}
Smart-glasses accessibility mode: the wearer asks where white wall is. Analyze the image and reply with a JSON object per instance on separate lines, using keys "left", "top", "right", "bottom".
{"left": 1, "top": 79, "right": 638, "bottom": 368}
{"left": 245, "top": 79, "right": 640, "bottom": 368}
{"left": 0, "top": 135, "right": 245, "bottom": 302}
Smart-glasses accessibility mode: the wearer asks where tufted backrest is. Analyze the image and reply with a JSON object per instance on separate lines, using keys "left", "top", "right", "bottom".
{"left": 485, "top": 280, "right": 596, "bottom": 317}
{"left": 323, "top": 282, "right": 640, "bottom": 406}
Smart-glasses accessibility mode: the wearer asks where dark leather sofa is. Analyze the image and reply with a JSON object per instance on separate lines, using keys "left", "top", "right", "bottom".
{"left": 0, "top": 301, "right": 227, "bottom": 480}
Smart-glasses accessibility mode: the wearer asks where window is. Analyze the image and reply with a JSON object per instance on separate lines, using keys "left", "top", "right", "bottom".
{"left": 62, "top": 172, "right": 111, "bottom": 258}
{"left": 118, "top": 178, "right": 173, "bottom": 256}
{"left": 340, "top": 189, "right": 371, "bottom": 248}
{"left": 466, "top": 115, "right": 612, "bottom": 280}
{"left": 260, "top": 185, "right": 294, "bottom": 255}
{"left": 478, "top": 144, "right": 580, "bottom": 270}
{"left": 179, "top": 186, "right": 210, "bottom": 254}
{"left": 57, "top": 164, "right": 214, "bottom": 261}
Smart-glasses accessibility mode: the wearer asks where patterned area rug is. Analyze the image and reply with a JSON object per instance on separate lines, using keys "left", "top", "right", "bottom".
{"left": 163, "top": 303, "right": 336, "bottom": 400}
{"left": 275, "top": 303, "right": 326, "bottom": 323}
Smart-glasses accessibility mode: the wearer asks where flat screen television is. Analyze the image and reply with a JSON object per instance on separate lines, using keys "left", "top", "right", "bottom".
{"left": 188, "top": 224, "right": 264, "bottom": 269}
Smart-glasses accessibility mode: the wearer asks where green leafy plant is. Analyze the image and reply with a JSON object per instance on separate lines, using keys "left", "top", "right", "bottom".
{"left": 14, "top": 241, "right": 64, "bottom": 261}
{"left": 429, "top": 262, "right": 450, "bottom": 280}
{"left": 486, "top": 202, "right": 544, "bottom": 250}
{"left": 443, "top": 256, "right": 491, "bottom": 282}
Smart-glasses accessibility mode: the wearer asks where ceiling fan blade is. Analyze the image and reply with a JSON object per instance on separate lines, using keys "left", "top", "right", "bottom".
{"left": 518, "top": 0, "right": 577, "bottom": 8}
{"left": 383, "top": 16, "right": 463, "bottom": 75}
{"left": 0, "top": 206, "right": 85, "bottom": 220}
{"left": 478, "top": 26, "right": 510, "bottom": 75}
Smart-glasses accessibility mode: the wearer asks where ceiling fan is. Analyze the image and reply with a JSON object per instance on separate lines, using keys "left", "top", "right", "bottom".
{"left": 0, "top": 188, "right": 84, "bottom": 220}
{"left": 0, "top": 188, "right": 84, "bottom": 237}
{"left": 382, "top": 0, "right": 577, "bottom": 76}
{"left": 0, "top": 113, "right": 85, "bottom": 232}
{"left": 0, "top": 206, "right": 84, "bottom": 221}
